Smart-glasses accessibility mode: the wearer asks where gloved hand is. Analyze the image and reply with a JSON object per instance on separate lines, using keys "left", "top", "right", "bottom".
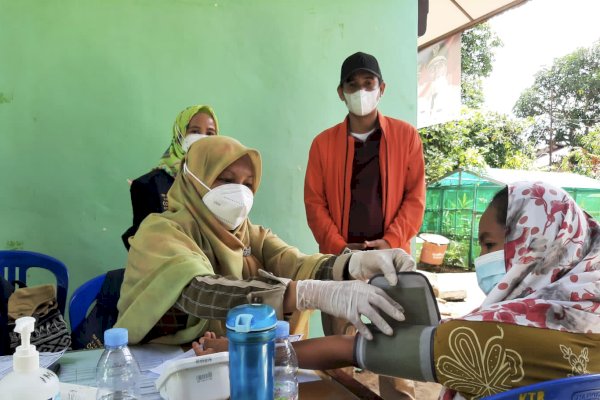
{"left": 296, "top": 280, "right": 405, "bottom": 340}
{"left": 348, "top": 249, "right": 416, "bottom": 285}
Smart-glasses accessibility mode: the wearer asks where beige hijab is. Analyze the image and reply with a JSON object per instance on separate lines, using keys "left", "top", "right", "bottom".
{"left": 117, "top": 136, "right": 326, "bottom": 344}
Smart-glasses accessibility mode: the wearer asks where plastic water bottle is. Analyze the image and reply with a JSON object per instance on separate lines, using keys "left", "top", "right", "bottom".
{"left": 227, "top": 304, "right": 277, "bottom": 400}
{"left": 95, "top": 328, "right": 141, "bottom": 400}
{"left": 274, "top": 321, "right": 298, "bottom": 400}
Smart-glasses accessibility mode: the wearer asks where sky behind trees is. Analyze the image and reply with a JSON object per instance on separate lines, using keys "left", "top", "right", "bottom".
{"left": 483, "top": 0, "right": 600, "bottom": 115}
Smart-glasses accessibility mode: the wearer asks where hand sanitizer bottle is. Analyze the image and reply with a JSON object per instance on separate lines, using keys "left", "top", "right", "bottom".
{"left": 0, "top": 316, "right": 61, "bottom": 399}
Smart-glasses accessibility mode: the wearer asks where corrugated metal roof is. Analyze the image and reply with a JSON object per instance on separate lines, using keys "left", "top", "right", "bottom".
{"left": 431, "top": 168, "right": 600, "bottom": 190}
{"left": 485, "top": 168, "right": 600, "bottom": 189}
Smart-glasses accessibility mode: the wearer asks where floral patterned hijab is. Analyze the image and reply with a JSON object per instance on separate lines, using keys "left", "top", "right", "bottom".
{"left": 462, "top": 181, "right": 600, "bottom": 334}
{"left": 156, "top": 105, "right": 219, "bottom": 176}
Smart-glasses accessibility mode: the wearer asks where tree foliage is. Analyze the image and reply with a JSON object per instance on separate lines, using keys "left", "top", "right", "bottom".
{"left": 421, "top": 23, "right": 539, "bottom": 184}
{"left": 559, "top": 124, "right": 600, "bottom": 179}
{"left": 514, "top": 42, "right": 600, "bottom": 150}
{"left": 420, "top": 110, "right": 534, "bottom": 182}
{"left": 461, "top": 23, "right": 503, "bottom": 108}
{"left": 580, "top": 124, "right": 600, "bottom": 154}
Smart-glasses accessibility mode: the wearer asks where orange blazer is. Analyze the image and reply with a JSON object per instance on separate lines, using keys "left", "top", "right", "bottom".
{"left": 304, "top": 113, "right": 426, "bottom": 255}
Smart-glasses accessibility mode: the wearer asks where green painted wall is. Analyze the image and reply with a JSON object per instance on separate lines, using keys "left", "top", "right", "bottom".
{"left": 0, "top": 0, "right": 417, "bottom": 325}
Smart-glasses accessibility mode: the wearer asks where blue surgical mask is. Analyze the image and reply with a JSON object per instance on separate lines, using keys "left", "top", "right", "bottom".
{"left": 474, "top": 250, "right": 506, "bottom": 294}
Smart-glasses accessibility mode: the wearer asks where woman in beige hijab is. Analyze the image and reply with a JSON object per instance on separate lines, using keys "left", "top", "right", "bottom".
{"left": 116, "top": 136, "right": 414, "bottom": 345}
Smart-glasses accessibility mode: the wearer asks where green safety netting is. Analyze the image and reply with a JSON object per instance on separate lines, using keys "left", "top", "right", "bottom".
{"left": 420, "top": 168, "right": 600, "bottom": 269}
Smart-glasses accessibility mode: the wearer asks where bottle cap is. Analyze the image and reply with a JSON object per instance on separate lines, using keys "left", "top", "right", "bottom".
{"left": 13, "top": 316, "right": 39, "bottom": 372}
{"left": 226, "top": 304, "right": 277, "bottom": 333}
{"left": 104, "top": 328, "right": 128, "bottom": 347}
{"left": 275, "top": 320, "right": 290, "bottom": 339}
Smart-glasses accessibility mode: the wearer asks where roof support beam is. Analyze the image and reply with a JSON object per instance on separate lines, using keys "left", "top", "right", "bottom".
{"left": 418, "top": 0, "right": 529, "bottom": 50}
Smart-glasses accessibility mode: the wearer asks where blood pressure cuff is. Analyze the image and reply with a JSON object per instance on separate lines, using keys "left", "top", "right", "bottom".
{"left": 354, "top": 272, "right": 440, "bottom": 382}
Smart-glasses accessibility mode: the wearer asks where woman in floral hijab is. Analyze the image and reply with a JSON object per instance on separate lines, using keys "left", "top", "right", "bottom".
{"left": 434, "top": 181, "right": 600, "bottom": 399}
{"left": 197, "top": 181, "right": 600, "bottom": 400}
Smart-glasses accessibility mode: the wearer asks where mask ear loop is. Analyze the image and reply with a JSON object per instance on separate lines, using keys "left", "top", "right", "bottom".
{"left": 183, "top": 162, "right": 212, "bottom": 192}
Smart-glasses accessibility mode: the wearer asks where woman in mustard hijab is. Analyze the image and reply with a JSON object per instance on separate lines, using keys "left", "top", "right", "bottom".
{"left": 115, "top": 136, "right": 415, "bottom": 345}
{"left": 121, "top": 105, "right": 219, "bottom": 249}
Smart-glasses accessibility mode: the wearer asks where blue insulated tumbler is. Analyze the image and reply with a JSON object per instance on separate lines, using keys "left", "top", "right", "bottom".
{"left": 226, "top": 304, "right": 277, "bottom": 400}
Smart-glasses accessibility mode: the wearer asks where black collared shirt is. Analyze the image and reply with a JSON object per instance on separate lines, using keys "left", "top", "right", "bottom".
{"left": 347, "top": 129, "right": 384, "bottom": 243}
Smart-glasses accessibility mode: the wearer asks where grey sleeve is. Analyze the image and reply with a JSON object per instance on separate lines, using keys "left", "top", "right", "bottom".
{"left": 354, "top": 325, "right": 437, "bottom": 383}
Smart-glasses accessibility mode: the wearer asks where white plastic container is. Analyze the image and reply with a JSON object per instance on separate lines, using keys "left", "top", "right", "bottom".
{"left": 155, "top": 352, "right": 230, "bottom": 400}
{"left": 0, "top": 316, "right": 61, "bottom": 400}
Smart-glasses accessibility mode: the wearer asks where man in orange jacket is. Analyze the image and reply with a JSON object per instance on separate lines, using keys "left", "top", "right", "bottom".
{"left": 304, "top": 51, "right": 427, "bottom": 400}
{"left": 304, "top": 52, "right": 426, "bottom": 256}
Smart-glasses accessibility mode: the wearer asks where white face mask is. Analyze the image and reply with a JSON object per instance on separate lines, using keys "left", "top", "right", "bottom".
{"left": 343, "top": 87, "right": 381, "bottom": 116}
{"left": 474, "top": 250, "right": 506, "bottom": 295}
{"left": 182, "top": 133, "right": 209, "bottom": 153}
{"left": 183, "top": 163, "right": 254, "bottom": 230}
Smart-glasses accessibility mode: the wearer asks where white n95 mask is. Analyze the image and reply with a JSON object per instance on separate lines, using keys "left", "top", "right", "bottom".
{"left": 474, "top": 250, "right": 506, "bottom": 295}
{"left": 184, "top": 163, "right": 254, "bottom": 230}
{"left": 182, "top": 133, "right": 209, "bottom": 152}
{"left": 344, "top": 88, "right": 381, "bottom": 116}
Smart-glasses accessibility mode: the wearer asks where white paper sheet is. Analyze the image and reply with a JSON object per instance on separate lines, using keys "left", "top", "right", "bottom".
{"left": 129, "top": 344, "right": 184, "bottom": 372}
{"left": 150, "top": 348, "right": 196, "bottom": 375}
{"left": 60, "top": 382, "right": 97, "bottom": 400}
{"left": 60, "top": 362, "right": 163, "bottom": 400}
{"left": 57, "top": 345, "right": 183, "bottom": 400}
{"left": 0, "top": 349, "right": 67, "bottom": 380}
{"left": 59, "top": 364, "right": 97, "bottom": 386}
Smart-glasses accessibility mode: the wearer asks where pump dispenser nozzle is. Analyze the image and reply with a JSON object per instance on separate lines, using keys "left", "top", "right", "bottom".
{"left": 0, "top": 316, "right": 61, "bottom": 399}
{"left": 13, "top": 316, "right": 39, "bottom": 372}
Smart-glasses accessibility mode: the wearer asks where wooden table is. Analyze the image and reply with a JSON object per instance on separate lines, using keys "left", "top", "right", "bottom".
{"left": 302, "top": 369, "right": 383, "bottom": 399}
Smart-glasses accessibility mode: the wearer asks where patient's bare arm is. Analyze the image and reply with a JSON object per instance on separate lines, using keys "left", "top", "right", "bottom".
{"left": 193, "top": 332, "right": 356, "bottom": 371}
{"left": 293, "top": 335, "right": 356, "bottom": 370}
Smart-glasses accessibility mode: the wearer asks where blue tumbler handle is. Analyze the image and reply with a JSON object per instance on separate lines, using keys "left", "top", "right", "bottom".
{"left": 234, "top": 313, "right": 254, "bottom": 333}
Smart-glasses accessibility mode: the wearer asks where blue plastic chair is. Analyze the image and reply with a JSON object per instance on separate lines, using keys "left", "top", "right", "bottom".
{"left": 68, "top": 273, "right": 106, "bottom": 332}
{"left": 484, "top": 374, "right": 600, "bottom": 399}
{"left": 0, "top": 250, "right": 69, "bottom": 315}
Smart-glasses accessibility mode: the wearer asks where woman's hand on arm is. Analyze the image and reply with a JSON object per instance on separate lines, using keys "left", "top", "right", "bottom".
{"left": 347, "top": 248, "right": 416, "bottom": 285}
{"left": 345, "top": 243, "right": 367, "bottom": 252}
{"left": 295, "top": 280, "right": 405, "bottom": 340}
{"left": 363, "top": 239, "right": 391, "bottom": 250}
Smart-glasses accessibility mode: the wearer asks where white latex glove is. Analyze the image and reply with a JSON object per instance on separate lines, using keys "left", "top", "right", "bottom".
{"left": 296, "top": 280, "right": 405, "bottom": 340}
{"left": 348, "top": 249, "right": 416, "bottom": 285}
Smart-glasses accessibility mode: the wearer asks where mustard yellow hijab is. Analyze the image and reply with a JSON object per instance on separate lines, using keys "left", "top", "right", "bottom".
{"left": 116, "top": 136, "right": 327, "bottom": 344}
{"left": 156, "top": 105, "right": 219, "bottom": 177}
{"left": 165, "top": 135, "right": 264, "bottom": 278}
